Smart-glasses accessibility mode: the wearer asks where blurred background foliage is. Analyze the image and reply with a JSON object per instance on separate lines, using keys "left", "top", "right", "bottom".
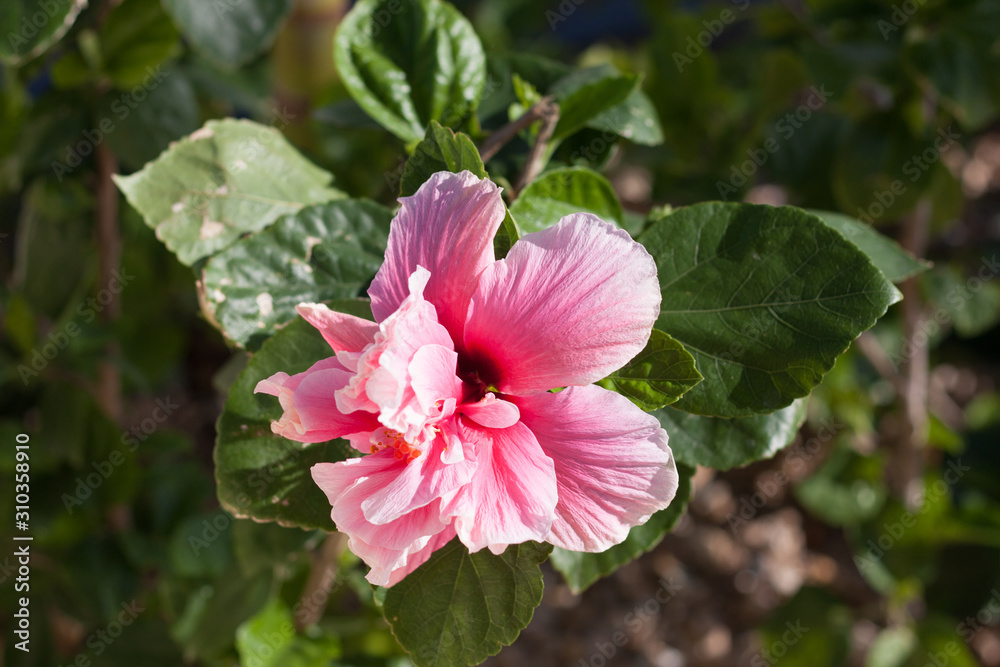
{"left": 1, "top": 0, "right": 1000, "bottom": 665}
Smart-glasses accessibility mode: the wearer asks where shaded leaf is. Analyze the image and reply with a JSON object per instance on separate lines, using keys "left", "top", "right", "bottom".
{"left": 809, "top": 209, "right": 929, "bottom": 283}
{"left": 400, "top": 120, "right": 486, "bottom": 197}
{"left": 640, "top": 202, "right": 901, "bottom": 417}
{"left": 654, "top": 399, "right": 808, "bottom": 471}
{"left": 161, "top": 0, "right": 292, "bottom": 70}
{"left": 0, "top": 0, "right": 86, "bottom": 65}
{"left": 549, "top": 65, "right": 640, "bottom": 140}
{"left": 384, "top": 539, "right": 550, "bottom": 667}
{"left": 597, "top": 330, "right": 703, "bottom": 411}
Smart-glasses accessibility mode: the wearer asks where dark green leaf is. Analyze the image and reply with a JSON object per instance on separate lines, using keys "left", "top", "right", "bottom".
{"left": 114, "top": 118, "right": 343, "bottom": 266}
{"left": 335, "top": 0, "right": 486, "bottom": 143}
{"left": 161, "top": 0, "right": 292, "bottom": 70}
{"left": 100, "top": 0, "right": 181, "bottom": 88}
{"left": 0, "top": 0, "right": 86, "bottom": 65}
{"left": 808, "top": 210, "right": 929, "bottom": 283}
{"left": 101, "top": 67, "right": 200, "bottom": 169}
{"left": 215, "top": 317, "right": 356, "bottom": 531}
{"left": 588, "top": 87, "right": 664, "bottom": 146}
{"left": 400, "top": 120, "right": 487, "bottom": 197}
{"left": 654, "top": 399, "right": 808, "bottom": 470}
{"left": 597, "top": 330, "right": 703, "bottom": 411}
{"left": 509, "top": 166, "right": 623, "bottom": 234}
{"left": 493, "top": 207, "right": 519, "bottom": 260}
{"left": 384, "top": 539, "right": 550, "bottom": 667}
{"left": 200, "top": 199, "right": 391, "bottom": 346}
{"left": 550, "top": 66, "right": 640, "bottom": 140}
{"left": 640, "top": 202, "right": 901, "bottom": 417}
{"left": 550, "top": 462, "right": 694, "bottom": 594}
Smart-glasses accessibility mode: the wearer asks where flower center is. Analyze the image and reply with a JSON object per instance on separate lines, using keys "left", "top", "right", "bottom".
{"left": 369, "top": 427, "right": 421, "bottom": 463}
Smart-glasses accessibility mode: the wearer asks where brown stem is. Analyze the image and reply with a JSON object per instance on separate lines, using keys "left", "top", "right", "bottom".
{"left": 478, "top": 96, "right": 557, "bottom": 163}
{"left": 892, "top": 199, "right": 932, "bottom": 508}
{"left": 512, "top": 102, "right": 560, "bottom": 198}
{"left": 295, "top": 532, "right": 347, "bottom": 632}
{"left": 95, "top": 141, "right": 122, "bottom": 423}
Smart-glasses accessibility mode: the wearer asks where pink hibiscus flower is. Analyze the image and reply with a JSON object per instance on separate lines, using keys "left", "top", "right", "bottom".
{"left": 255, "top": 170, "right": 678, "bottom": 586}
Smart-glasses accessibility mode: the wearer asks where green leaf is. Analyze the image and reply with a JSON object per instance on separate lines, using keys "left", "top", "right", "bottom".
{"left": 100, "top": 67, "right": 200, "bottom": 169}
{"left": 114, "top": 118, "right": 342, "bottom": 266}
{"left": 639, "top": 202, "right": 901, "bottom": 417}
{"left": 214, "top": 317, "right": 356, "bottom": 531}
{"left": 549, "top": 66, "right": 640, "bottom": 140}
{"left": 100, "top": 0, "right": 181, "bottom": 88}
{"left": 795, "top": 444, "right": 887, "bottom": 527}
{"left": 400, "top": 120, "right": 486, "bottom": 197}
{"left": 200, "top": 199, "right": 391, "bottom": 346}
{"left": 161, "top": 0, "right": 292, "bottom": 70}
{"left": 0, "top": 0, "right": 87, "bottom": 65}
{"left": 654, "top": 399, "right": 808, "bottom": 471}
{"left": 383, "top": 539, "right": 551, "bottom": 667}
{"left": 232, "top": 520, "right": 318, "bottom": 577}
{"left": 493, "top": 207, "right": 519, "bottom": 260}
{"left": 236, "top": 598, "right": 341, "bottom": 666}
{"left": 865, "top": 627, "right": 916, "bottom": 667}
{"left": 335, "top": 0, "right": 487, "bottom": 143}
{"left": 549, "top": 462, "right": 694, "bottom": 594}
{"left": 509, "top": 167, "right": 623, "bottom": 234}
{"left": 808, "top": 210, "right": 929, "bottom": 283}
{"left": 596, "top": 330, "right": 702, "bottom": 411}
{"left": 587, "top": 86, "right": 664, "bottom": 146}
{"left": 922, "top": 263, "right": 1000, "bottom": 338}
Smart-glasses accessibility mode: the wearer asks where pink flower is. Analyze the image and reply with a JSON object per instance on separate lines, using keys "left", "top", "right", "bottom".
{"left": 255, "top": 171, "right": 678, "bottom": 586}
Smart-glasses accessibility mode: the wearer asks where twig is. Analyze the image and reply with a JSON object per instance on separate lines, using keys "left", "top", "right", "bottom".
{"left": 95, "top": 142, "right": 122, "bottom": 423}
{"left": 892, "top": 200, "right": 932, "bottom": 508}
{"left": 512, "top": 102, "right": 560, "bottom": 198}
{"left": 478, "top": 96, "right": 557, "bottom": 163}
{"left": 855, "top": 331, "right": 906, "bottom": 396}
{"left": 295, "top": 532, "right": 347, "bottom": 632}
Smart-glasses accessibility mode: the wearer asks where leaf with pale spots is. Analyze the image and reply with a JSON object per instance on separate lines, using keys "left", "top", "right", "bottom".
{"left": 114, "top": 118, "right": 344, "bottom": 266}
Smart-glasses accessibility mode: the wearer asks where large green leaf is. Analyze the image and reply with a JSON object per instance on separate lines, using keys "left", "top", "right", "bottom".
{"left": 509, "top": 167, "right": 623, "bottom": 234}
{"left": 808, "top": 210, "right": 929, "bottom": 283}
{"left": 400, "top": 120, "right": 486, "bottom": 197}
{"left": 654, "top": 399, "right": 808, "bottom": 470}
{"left": 383, "top": 539, "right": 550, "bottom": 667}
{"left": 200, "top": 199, "right": 391, "bottom": 346}
{"left": 0, "top": 0, "right": 86, "bottom": 65}
{"left": 549, "top": 65, "right": 640, "bottom": 141}
{"left": 214, "top": 317, "right": 358, "bottom": 531}
{"left": 100, "top": 0, "right": 181, "bottom": 88}
{"left": 114, "top": 118, "right": 342, "bottom": 266}
{"left": 161, "top": 0, "right": 292, "bottom": 70}
{"left": 596, "top": 330, "right": 703, "bottom": 411}
{"left": 549, "top": 462, "right": 694, "bottom": 594}
{"left": 640, "top": 202, "right": 901, "bottom": 417}
{"left": 335, "top": 0, "right": 486, "bottom": 143}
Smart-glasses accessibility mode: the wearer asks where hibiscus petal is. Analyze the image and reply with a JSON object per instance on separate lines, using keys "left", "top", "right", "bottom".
{"left": 442, "top": 421, "right": 557, "bottom": 553}
{"left": 458, "top": 393, "right": 520, "bottom": 429}
{"left": 254, "top": 357, "right": 379, "bottom": 443}
{"left": 368, "top": 171, "right": 505, "bottom": 341}
{"left": 297, "top": 302, "right": 378, "bottom": 352}
{"left": 463, "top": 214, "right": 661, "bottom": 395}
{"left": 513, "top": 385, "right": 678, "bottom": 552}
{"left": 351, "top": 524, "right": 457, "bottom": 587}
